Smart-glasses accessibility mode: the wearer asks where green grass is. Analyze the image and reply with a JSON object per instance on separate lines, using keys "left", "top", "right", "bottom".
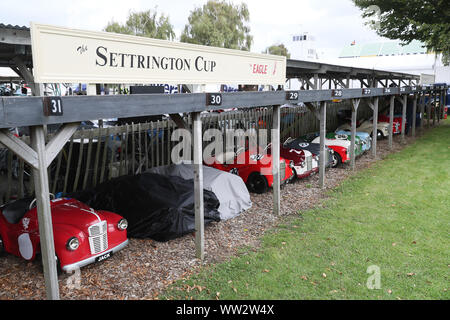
{"left": 163, "top": 121, "right": 450, "bottom": 300}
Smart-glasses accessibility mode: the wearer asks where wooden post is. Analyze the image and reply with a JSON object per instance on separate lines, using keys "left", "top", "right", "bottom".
{"left": 443, "top": 89, "right": 447, "bottom": 119}
{"left": 388, "top": 95, "right": 394, "bottom": 149}
{"left": 30, "top": 125, "right": 60, "bottom": 300}
{"left": 350, "top": 99, "right": 360, "bottom": 170}
{"left": 401, "top": 94, "right": 407, "bottom": 143}
{"left": 192, "top": 112, "right": 204, "bottom": 261}
{"left": 419, "top": 93, "right": 425, "bottom": 134}
{"left": 371, "top": 97, "right": 379, "bottom": 158}
{"left": 272, "top": 105, "right": 281, "bottom": 215}
{"left": 319, "top": 101, "right": 327, "bottom": 188}
{"left": 432, "top": 90, "right": 436, "bottom": 126}
{"left": 411, "top": 94, "right": 417, "bottom": 137}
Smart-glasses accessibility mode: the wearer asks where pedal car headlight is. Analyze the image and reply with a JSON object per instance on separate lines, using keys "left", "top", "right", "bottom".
{"left": 117, "top": 219, "right": 128, "bottom": 231}
{"left": 66, "top": 237, "right": 79, "bottom": 251}
{"left": 289, "top": 160, "right": 295, "bottom": 168}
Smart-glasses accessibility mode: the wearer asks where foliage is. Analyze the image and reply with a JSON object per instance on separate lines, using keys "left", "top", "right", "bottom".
{"left": 264, "top": 44, "right": 291, "bottom": 58}
{"left": 104, "top": 9, "right": 175, "bottom": 40}
{"left": 180, "top": 0, "right": 253, "bottom": 50}
{"left": 353, "top": 0, "right": 450, "bottom": 65}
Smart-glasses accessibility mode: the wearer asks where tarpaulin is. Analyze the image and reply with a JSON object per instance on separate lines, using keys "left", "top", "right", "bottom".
{"left": 148, "top": 164, "right": 251, "bottom": 220}
{"left": 71, "top": 172, "right": 221, "bottom": 241}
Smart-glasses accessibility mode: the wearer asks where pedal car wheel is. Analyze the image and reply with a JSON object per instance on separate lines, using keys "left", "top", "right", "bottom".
{"left": 0, "top": 235, "right": 5, "bottom": 257}
{"left": 37, "top": 253, "right": 63, "bottom": 275}
{"left": 290, "top": 168, "right": 298, "bottom": 182}
{"left": 331, "top": 152, "right": 342, "bottom": 168}
{"left": 247, "top": 172, "right": 269, "bottom": 194}
{"left": 377, "top": 130, "right": 384, "bottom": 139}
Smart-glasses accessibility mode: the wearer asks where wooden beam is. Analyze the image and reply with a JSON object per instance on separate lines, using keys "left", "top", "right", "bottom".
{"left": 401, "top": 95, "right": 407, "bottom": 143}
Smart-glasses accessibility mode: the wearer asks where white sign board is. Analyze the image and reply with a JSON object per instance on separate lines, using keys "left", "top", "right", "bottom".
{"left": 30, "top": 23, "right": 286, "bottom": 85}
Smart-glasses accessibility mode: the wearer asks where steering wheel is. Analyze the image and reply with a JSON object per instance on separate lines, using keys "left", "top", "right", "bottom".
{"left": 29, "top": 193, "right": 56, "bottom": 211}
{"left": 263, "top": 142, "right": 272, "bottom": 152}
{"left": 283, "top": 137, "right": 293, "bottom": 146}
{"left": 235, "top": 146, "right": 245, "bottom": 156}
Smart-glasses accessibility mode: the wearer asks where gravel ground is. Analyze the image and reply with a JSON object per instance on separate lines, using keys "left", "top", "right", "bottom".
{"left": 0, "top": 132, "right": 424, "bottom": 300}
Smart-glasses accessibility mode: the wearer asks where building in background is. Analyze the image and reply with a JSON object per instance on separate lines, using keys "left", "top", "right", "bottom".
{"left": 290, "top": 32, "right": 319, "bottom": 61}
{"left": 333, "top": 40, "right": 449, "bottom": 85}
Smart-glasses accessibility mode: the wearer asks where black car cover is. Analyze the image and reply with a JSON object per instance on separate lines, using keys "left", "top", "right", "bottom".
{"left": 71, "top": 172, "right": 221, "bottom": 241}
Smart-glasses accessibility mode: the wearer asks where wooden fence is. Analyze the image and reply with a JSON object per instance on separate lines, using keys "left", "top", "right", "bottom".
{"left": 0, "top": 99, "right": 373, "bottom": 205}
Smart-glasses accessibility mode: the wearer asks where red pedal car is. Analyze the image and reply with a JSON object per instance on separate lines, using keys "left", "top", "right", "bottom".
{"left": 378, "top": 114, "right": 402, "bottom": 134}
{"left": 205, "top": 145, "right": 294, "bottom": 194}
{"left": 0, "top": 196, "right": 128, "bottom": 273}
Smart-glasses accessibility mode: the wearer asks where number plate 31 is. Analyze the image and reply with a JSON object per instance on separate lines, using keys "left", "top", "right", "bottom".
{"left": 43, "top": 97, "right": 63, "bottom": 116}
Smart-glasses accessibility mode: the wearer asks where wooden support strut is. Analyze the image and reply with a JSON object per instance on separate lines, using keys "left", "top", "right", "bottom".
{"left": 411, "top": 94, "right": 417, "bottom": 137}
{"left": 30, "top": 125, "right": 60, "bottom": 300}
{"left": 0, "top": 121, "right": 81, "bottom": 300}
{"left": 369, "top": 97, "right": 378, "bottom": 158}
{"left": 388, "top": 96, "right": 394, "bottom": 149}
{"left": 432, "top": 90, "right": 436, "bottom": 126}
{"left": 443, "top": 89, "right": 447, "bottom": 120}
{"left": 272, "top": 105, "right": 281, "bottom": 215}
{"left": 401, "top": 94, "right": 407, "bottom": 143}
{"left": 350, "top": 99, "right": 360, "bottom": 170}
{"left": 192, "top": 111, "right": 204, "bottom": 261}
{"left": 0, "top": 129, "right": 38, "bottom": 169}
{"left": 419, "top": 93, "right": 425, "bottom": 134}
{"left": 319, "top": 101, "right": 327, "bottom": 189}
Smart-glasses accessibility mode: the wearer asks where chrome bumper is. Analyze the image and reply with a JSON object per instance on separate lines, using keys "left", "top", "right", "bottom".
{"left": 62, "top": 239, "right": 129, "bottom": 273}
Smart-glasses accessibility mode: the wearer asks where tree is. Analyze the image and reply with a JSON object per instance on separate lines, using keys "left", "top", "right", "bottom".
{"left": 180, "top": 0, "right": 253, "bottom": 51}
{"left": 104, "top": 9, "right": 175, "bottom": 40}
{"left": 264, "top": 44, "right": 291, "bottom": 58}
{"left": 353, "top": 0, "right": 450, "bottom": 65}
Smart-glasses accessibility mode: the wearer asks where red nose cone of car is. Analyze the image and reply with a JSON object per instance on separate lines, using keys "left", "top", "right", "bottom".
{"left": 205, "top": 147, "right": 294, "bottom": 194}
{"left": 0, "top": 197, "right": 128, "bottom": 272}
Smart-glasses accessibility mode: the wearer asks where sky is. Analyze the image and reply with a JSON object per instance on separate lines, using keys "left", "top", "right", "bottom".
{"left": 0, "top": 0, "right": 387, "bottom": 60}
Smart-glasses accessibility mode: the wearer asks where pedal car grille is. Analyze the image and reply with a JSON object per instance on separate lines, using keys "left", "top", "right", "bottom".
{"left": 306, "top": 155, "right": 312, "bottom": 171}
{"left": 280, "top": 160, "right": 286, "bottom": 181}
{"left": 88, "top": 221, "right": 108, "bottom": 254}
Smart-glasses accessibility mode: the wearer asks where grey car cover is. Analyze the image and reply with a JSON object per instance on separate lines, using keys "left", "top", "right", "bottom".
{"left": 148, "top": 163, "right": 252, "bottom": 220}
